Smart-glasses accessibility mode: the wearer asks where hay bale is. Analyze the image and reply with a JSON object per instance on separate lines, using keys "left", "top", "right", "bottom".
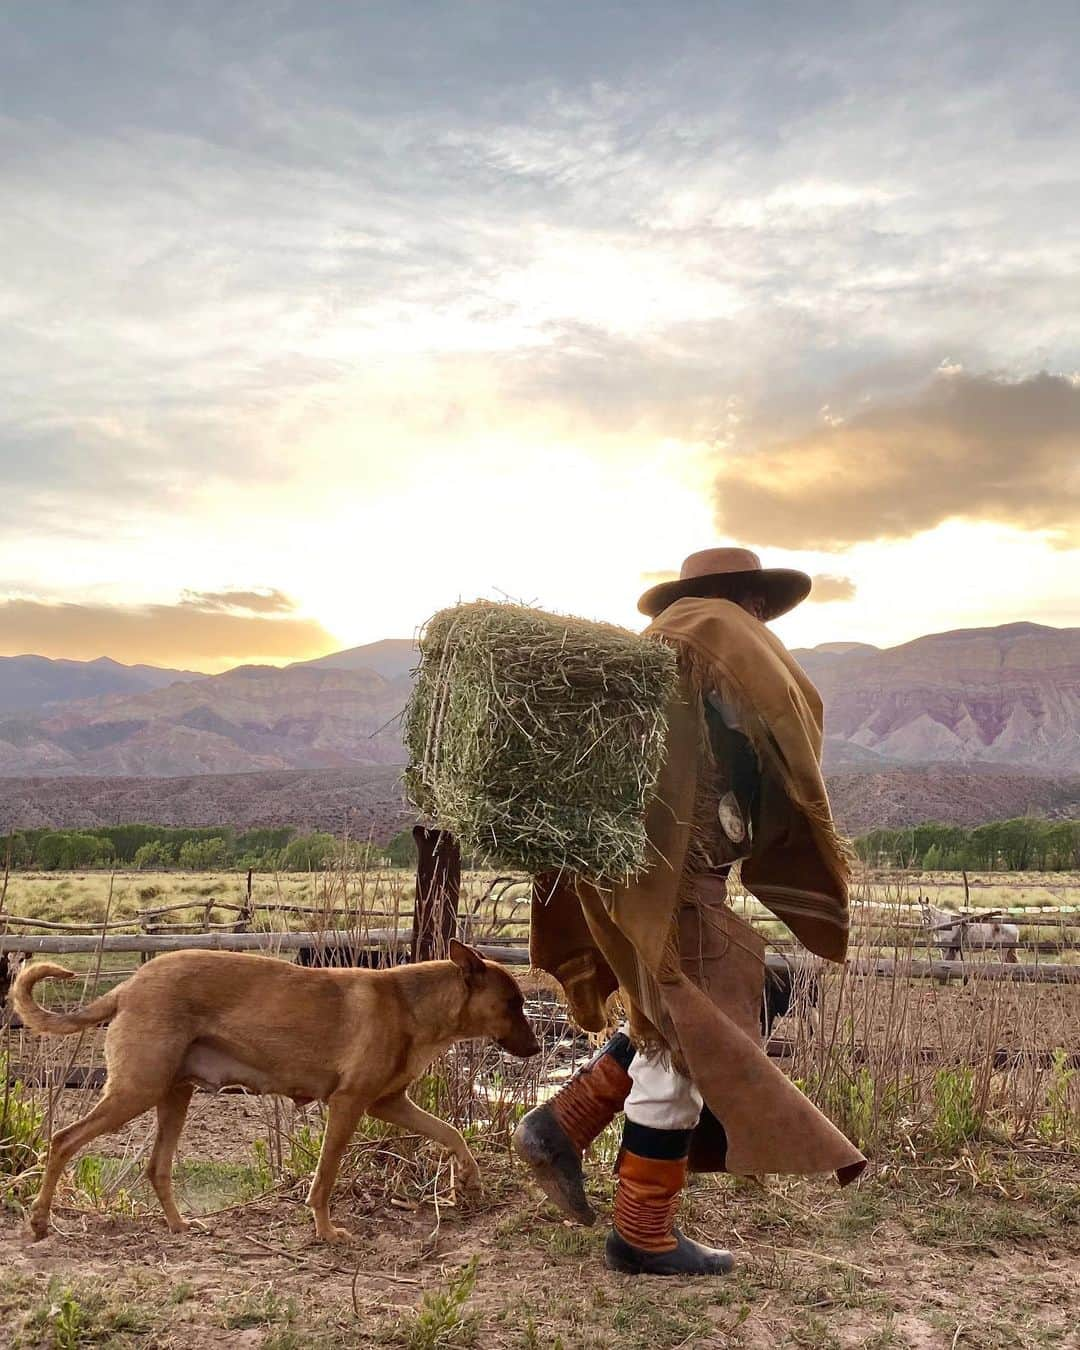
{"left": 403, "top": 601, "right": 679, "bottom": 881}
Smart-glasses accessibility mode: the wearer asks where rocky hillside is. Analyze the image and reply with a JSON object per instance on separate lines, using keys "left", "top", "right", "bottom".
{"left": 0, "top": 766, "right": 410, "bottom": 837}
{"left": 826, "top": 767, "right": 1080, "bottom": 835}
{"left": 2, "top": 764, "right": 1074, "bottom": 838}
{"left": 792, "top": 622, "right": 1080, "bottom": 773}
{"left": 0, "top": 664, "right": 409, "bottom": 777}
{"left": 1, "top": 621, "right": 1076, "bottom": 791}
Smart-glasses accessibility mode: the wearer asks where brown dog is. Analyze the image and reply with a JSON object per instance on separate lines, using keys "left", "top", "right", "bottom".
{"left": 13, "top": 940, "right": 539, "bottom": 1242}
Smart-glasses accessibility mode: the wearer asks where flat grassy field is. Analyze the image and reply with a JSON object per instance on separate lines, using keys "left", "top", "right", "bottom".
{"left": 2, "top": 865, "right": 1077, "bottom": 931}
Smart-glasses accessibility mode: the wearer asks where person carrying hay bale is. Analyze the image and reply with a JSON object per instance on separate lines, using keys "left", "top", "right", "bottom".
{"left": 405, "top": 548, "right": 866, "bottom": 1278}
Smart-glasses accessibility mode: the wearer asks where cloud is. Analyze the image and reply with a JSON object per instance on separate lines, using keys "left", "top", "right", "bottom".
{"left": 0, "top": 597, "right": 334, "bottom": 669}
{"left": 809, "top": 574, "right": 857, "bottom": 603}
{"left": 180, "top": 588, "right": 295, "bottom": 614}
{"left": 2, "top": 1, "right": 1080, "bottom": 650}
{"left": 638, "top": 569, "right": 678, "bottom": 586}
{"left": 713, "top": 371, "right": 1080, "bottom": 550}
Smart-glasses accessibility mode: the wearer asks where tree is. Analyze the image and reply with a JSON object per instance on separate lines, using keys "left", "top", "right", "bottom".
{"left": 385, "top": 829, "right": 418, "bottom": 868}
{"left": 282, "top": 832, "right": 337, "bottom": 871}
{"left": 1, "top": 833, "right": 32, "bottom": 868}
{"left": 177, "top": 837, "right": 229, "bottom": 870}
{"left": 34, "top": 831, "right": 113, "bottom": 869}
{"left": 133, "top": 841, "right": 175, "bottom": 869}
{"left": 997, "top": 819, "right": 1035, "bottom": 871}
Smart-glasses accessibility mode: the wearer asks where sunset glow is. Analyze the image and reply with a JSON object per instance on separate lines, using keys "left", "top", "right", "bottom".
{"left": 3, "top": 5, "right": 1078, "bottom": 671}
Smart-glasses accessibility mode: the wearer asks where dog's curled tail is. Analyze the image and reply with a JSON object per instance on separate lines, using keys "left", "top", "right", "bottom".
{"left": 12, "top": 962, "right": 120, "bottom": 1035}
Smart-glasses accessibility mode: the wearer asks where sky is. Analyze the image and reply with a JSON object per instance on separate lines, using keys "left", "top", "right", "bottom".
{"left": 2, "top": 1, "right": 1078, "bottom": 672}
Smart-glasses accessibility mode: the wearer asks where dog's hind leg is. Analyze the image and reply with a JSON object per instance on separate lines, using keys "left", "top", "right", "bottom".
{"left": 369, "top": 1092, "right": 482, "bottom": 1197}
{"left": 147, "top": 1082, "right": 195, "bottom": 1233}
{"left": 29, "top": 1088, "right": 157, "bottom": 1240}
{"left": 306, "top": 1091, "right": 365, "bottom": 1243}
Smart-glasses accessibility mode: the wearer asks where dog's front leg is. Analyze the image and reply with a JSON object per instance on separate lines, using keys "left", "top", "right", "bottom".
{"left": 307, "top": 1091, "right": 364, "bottom": 1243}
{"left": 369, "top": 1091, "right": 482, "bottom": 1197}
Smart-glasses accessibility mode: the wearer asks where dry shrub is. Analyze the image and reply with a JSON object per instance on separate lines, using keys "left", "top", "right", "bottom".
{"left": 765, "top": 883, "right": 1080, "bottom": 1157}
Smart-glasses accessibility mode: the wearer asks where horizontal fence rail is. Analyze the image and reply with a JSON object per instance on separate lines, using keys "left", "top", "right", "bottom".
{"left": 2, "top": 926, "right": 1076, "bottom": 981}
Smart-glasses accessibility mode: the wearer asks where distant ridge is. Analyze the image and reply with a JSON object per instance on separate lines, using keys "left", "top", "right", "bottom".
{"left": 0, "top": 654, "right": 204, "bottom": 716}
{"left": 0, "top": 621, "right": 1076, "bottom": 788}
{"left": 791, "top": 621, "right": 1079, "bottom": 773}
{"left": 292, "top": 638, "right": 417, "bottom": 681}
{"left": 0, "top": 766, "right": 411, "bottom": 838}
{"left": 0, "top": 765, "right": 1074, "bottom": 837}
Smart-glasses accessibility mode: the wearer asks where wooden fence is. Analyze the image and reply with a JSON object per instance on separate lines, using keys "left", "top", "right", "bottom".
{"left": 2, "top": 927, "right": 1078, "bottom": 984}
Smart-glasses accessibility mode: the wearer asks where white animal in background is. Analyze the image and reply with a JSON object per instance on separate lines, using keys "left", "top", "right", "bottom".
{"left": 918, "top": 897, "right": 1020, "bottom": 963}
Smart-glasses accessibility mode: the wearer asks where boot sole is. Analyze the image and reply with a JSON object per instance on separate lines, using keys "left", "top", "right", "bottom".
{"left": 512, "top": 1122, "right": 596, "bottom": 1226}
{"left": 604, "top": 1250, "right": 734, "bottom": 1276}
{"left": 605, "top": 1228, "right": 734, "bottom": 1276}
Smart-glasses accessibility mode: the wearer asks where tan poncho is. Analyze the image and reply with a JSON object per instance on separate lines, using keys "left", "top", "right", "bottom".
{"left": 531, "top": 597, "right": 865, "bottom": 1183}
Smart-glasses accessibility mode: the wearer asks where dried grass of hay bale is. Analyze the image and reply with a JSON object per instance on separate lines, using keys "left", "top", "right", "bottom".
{"left": 403, "top": 601, "right": 679, "bottom": 881}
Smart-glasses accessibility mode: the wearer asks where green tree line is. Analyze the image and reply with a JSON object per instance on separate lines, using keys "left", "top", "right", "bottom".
{"left": 3, "top": 819, "right": 1076, "bottom": 874}
{"left": 0, "top": 825, "right": 420, "bottom": 873}
{"left": 854, "top": 818, "right": 1080, "bottom": 871}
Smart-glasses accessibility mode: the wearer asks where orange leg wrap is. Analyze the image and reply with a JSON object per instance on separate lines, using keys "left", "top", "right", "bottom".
{"left": 549, "top": 1052, "right": 632, "bottom": 1154}
{"left": 612, "top": 1151, "right": 687, "bottom": 1254}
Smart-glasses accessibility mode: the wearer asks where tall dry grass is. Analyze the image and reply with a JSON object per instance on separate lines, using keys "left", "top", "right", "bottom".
{"left": 755, "top": 876, "right": 1080, "bottom": 1159}
{"left": 2, "top": 861, "right": 1077, "bottom": 1232}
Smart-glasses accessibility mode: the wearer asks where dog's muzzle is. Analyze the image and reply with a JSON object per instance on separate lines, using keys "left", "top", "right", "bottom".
{"left": 499, "top": 1030, "right": 541, "bottom": 1058}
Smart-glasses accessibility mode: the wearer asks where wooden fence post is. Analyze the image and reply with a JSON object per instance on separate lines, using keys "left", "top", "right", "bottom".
{"left": 233, "top": 869, "right": 254, "bottom": 933}
{"left": 411, "top": 827, "right": 461, "bottom": 962}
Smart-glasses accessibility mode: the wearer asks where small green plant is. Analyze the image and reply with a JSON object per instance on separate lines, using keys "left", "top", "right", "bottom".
{"left": 247, "top": 1139, "right": 277, "bottom": 1195}
{"left": 930, "top": 1067, "right": 982, "bottom": 1153}
{"left": 223, "top": 1286, "right": 297, "bottom": 1331}
{"left": 73, "top": 1154, "right": 106, "bottom": 1206}
{"left": 284, "top": 1122, "right": 324, "bottom": 1178}
{"left": 817, "top": 1066, "right": 903, "bottom": 1152}
{"left": 72, "top": 1154, "right": 137, "bottom": 1218}
{"left": 537, "top": 1225, "right": 596, "bottom": 1258}
{"left": 49, "top": 1288, "right": 85, "bottom": 1350}
{"left": 0, "top": 1061, "right": 45, "bottom": 1188}
{"left": 412, "top": 1072, "right": 450, "bottom": 1117}
{"left": 1036, "top": 1050, "right": 1077, "bottom": 1146}
{"left": 387, "top": 1256, "right": 479, "bottom": 1350}
{"left": 23, "top": 1277, "right": 149, "bottom": 1348}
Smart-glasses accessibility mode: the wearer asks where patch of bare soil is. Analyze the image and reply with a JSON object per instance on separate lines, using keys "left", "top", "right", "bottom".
{"left": 2, "top": 1133, "right": 1077, "bottom": 1348}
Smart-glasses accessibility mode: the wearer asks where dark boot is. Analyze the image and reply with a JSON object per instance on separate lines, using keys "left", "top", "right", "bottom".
{"left": 604, "top": 1123, "right": 734, "bottom": 1276}
{"left": 513, "top": 1033, "right": 633, "bottom": 1225}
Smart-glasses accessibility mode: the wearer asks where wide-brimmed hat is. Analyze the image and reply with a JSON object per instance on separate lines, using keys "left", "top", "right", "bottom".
{"left": 637, "top": 547, "right": 812, "bottom": 620}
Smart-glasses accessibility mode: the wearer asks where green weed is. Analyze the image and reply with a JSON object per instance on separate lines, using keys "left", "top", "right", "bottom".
{"left": 222, "top": 1286, "right": 298, "bottom": 1330}
{"left": 249, "top": 1138, "right": 278, "bottom": 1194}
{"left": 930, "top": 1067, "right": 983, "bottom": 1153}
{"left": 23, "top": 1277, "right": 149, "bottom": 1348}
{"left": 385, "top": 1257, "right": 479, "bottom": 1349}
{"left": 1036, "top": 1050, "right": 1078, "bottom": 1147}
{"left": 0, "top": 1061, "right": 45, "bottom": 1185}
{"left": 284, "top": 1122, "right": 324, "bottom": 1177}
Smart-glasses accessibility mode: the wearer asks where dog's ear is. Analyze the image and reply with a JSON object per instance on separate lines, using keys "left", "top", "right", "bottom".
{"left": 449, "top": 939, "right": 487, "bottom": 983}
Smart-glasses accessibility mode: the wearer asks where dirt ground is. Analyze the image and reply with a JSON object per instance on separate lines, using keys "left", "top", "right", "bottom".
{"left": 1, "top": 1092, "right": 1077, "bottom": 1349}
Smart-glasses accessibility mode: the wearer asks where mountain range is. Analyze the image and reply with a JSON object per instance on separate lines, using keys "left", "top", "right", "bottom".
{"left": 791, "top": 622, "right": 1079, "bottom": 773}
{"left": 0, "top": 654, "right": 203, "bottom": 715}
{"left": 0, "top": 624, "right": 1076, "bottom": 833}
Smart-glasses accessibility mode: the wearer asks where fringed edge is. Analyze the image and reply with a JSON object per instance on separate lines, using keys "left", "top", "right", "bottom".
{"left": 664, "top": 635, "right": 856, "bottom": 894}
